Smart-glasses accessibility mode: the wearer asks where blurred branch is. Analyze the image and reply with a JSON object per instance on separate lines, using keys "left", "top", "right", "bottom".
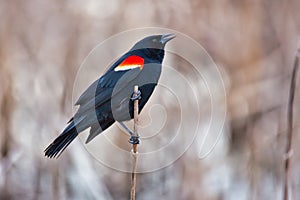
{"left": 0, "top": 73, "right": 13, "bottom": 158}
{"left": 283, "top": 42, "right": 300, "bottom": 200}
{"left": 0, "top": 17, "right": 14, "bottom": 198}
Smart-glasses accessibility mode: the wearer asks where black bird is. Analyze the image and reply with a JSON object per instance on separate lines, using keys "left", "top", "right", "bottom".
{"left": 44, "top": 34, "right": 175, "bottom": 158}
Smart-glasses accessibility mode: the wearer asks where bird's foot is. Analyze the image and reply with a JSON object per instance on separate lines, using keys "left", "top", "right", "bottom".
{"left": 130, "top": 90, "right": 141, "bottom": 101}
{"left": 129, "top": 135, "right": 140, "bottom": 144}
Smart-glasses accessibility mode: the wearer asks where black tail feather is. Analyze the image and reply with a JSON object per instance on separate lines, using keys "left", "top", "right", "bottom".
{"left": 44, "top": 122, "right": 78, "bottom": 158}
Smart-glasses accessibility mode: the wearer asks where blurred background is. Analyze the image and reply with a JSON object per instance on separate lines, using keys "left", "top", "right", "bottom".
{"left": 0, "top": 0, "right": 300, "bottom": 199}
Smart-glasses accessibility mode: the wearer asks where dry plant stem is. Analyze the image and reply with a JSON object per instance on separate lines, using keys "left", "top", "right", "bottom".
{"left": 131, "top": 85, "right": 139, "bottom": 200}
{"left": 284, "top": 47, "right": 300, "bottom": 200}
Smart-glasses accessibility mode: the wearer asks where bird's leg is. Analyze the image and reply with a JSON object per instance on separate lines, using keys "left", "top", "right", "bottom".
{"left": 130, "top": 90, "right": 141, "bottom": 101}
{"left": 119, "top": 122, "right": 140, "bottom": 144}
{"left": 119, "top": 122, "right": 134, "bottom": 135}
{"left": 124, "top": 89, "right": 141, "bottom": 144}
{"left": 129, "top": 135, "right": 140, "bottom": 144}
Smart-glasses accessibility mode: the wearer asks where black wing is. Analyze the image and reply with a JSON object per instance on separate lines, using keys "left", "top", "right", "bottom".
{"left": 74, "top": 53, "right": 143, "bottom": 117}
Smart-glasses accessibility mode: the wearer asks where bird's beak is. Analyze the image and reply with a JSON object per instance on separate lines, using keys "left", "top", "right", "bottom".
{"left": 160, "top": 33, "right": 176, "bottom": 44}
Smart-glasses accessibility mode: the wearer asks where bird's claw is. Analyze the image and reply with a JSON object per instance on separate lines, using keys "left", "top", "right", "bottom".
{"left": 130, "top": 90, "right": 141, "bottom": 101}
{"left": 129, "top": 135, "right": 140, "bottom": 144}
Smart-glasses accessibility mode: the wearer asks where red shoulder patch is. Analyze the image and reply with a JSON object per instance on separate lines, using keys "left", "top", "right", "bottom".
{"left": 114, "top": 55, "right": 144, "bottom": 71}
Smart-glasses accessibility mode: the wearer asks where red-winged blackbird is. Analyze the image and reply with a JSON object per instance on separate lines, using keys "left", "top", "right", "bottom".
{"left": 44, "top": 34, "right": 175, "bottom": 158}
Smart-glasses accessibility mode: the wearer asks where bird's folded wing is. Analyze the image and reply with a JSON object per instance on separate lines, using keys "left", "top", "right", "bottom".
{"left": 75, "top": 65, "right": 142, "bottom": 116}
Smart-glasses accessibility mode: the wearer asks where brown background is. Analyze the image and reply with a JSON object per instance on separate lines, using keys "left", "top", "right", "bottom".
{"left": 0, "top": 0, "right": 300, "bottom": 199}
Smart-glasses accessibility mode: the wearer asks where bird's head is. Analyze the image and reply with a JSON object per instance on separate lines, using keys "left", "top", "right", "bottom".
{"left": 130, "top": 33, "right": 175, "bottom": 52}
